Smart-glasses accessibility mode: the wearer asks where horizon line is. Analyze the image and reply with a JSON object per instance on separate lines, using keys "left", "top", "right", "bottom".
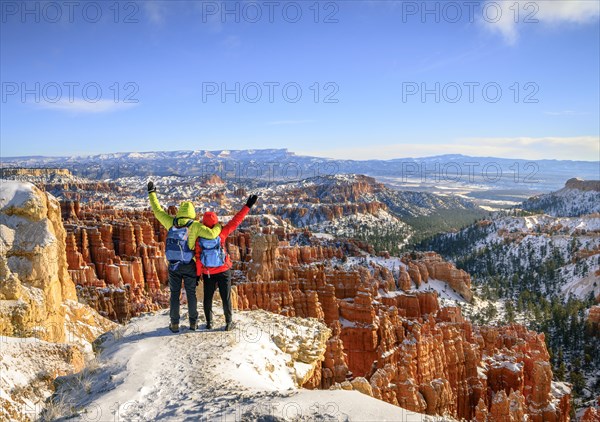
{"left": 1, "top": 148, "right": 599, "bottom": 163}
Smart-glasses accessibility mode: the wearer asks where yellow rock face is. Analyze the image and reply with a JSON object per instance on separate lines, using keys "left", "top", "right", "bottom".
{"left": 0, "top": 181, "right": 114, "bottom": 342}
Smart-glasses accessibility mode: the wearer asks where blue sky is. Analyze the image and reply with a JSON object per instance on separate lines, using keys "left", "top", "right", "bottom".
{"left": 1, "top": 0, "right": 599, "bottom": 160}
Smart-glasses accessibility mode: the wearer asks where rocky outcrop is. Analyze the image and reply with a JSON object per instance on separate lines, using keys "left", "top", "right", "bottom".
{"left": 580, "top": 406, "right": 599, "bottom": 422}
{"left": 0, "top": 337, "right": 85, "bottom": 421}
{"left": 0, "top": 168, "right": 73, "bottom": 178}
{"left": 0, "top": 180, "right": 116, "bottom": 420}
{"left": 267, "top": 311, "right": 331, "bottom": 389}
{"left": 229, "top": 232, "right": 569, "bottom": 421}
{"left": 1, "top": 181, "right": 116, "bottom": 343}
{"left": 320, "top": 321, "right": 350, "bottom": 389}
{"left": 404, "top": 252, "right": 473, "bottom": 302}
{"left": 564, "top": 178, "right": 600, "bottom": 192}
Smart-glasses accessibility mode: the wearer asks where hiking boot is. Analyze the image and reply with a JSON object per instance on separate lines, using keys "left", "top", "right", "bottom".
{"left": 224, "top": 322, "right": 234, "bottom": 331}
{"left": 189, "top": 322, "right": 197, "bottom": 331}
{"left": 205, "top": 322, "right": 212, "bottom": 330}
{"left": 169, "top": 323, "right": 179, "bottom": 333}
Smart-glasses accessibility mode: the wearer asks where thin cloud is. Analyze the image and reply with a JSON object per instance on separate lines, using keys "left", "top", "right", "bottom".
{"left": 35, "top": 99, "right": 138, "bottom": 114}
{"left": 299, "top": 136, "right": 600, "bottom": 161}
{"left": 481, "top": 0, "right": 600, "bottom": 45}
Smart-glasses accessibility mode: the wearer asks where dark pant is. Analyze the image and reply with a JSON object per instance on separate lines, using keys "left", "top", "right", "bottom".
{"left": 168, "top": 261, "right": 198, "bottom": 325}
{"left": 203, "top": 270, "right": 232, "bottom": 324}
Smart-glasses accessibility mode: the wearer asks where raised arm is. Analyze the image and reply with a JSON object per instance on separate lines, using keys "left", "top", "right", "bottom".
{"left": 191, "top": 221, "right": 222, "bottom": 240}
{"left": 220, "top": 195, "right": 257, "bottom": 238}
{"left": 147, "top": 181, "right": 174, "bottom": 229}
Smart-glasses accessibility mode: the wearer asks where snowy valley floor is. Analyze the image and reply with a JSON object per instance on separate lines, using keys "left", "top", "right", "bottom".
{"left": 49, "top": 306, "right": 441, "bottom": 422}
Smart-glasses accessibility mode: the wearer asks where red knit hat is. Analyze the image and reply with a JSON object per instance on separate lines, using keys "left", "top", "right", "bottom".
{"left": 202, "top": 211, "right": 219, "bottom": 228}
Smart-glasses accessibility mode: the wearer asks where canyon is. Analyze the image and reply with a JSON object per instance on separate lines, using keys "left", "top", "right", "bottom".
{"left": 54, "top": 195, "right": 570, "bottom": 420}
{"left": 3, "top": 172, "right": 591, "bottom": 420}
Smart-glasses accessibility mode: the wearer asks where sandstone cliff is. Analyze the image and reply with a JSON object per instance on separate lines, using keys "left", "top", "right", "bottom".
{"left": 0, "top": 180, "right": 116, "bottom": 420}
{"left": 228, "top": 233, "right": 570, "bottom": 421}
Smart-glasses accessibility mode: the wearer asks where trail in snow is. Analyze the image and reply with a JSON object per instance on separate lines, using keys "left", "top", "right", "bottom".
{"left": 51, "top": 306, "right": 440, "bottom": 422}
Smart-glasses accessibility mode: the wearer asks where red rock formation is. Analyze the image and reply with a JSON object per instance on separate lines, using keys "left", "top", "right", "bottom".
{"left": 56, "top": 201, "right": 569, "bottom": 421}
{"left": 380, "top": 291, "right": 439, "bottom": 318}
{"left": 398, "top": 267, "right": 412, "bottom": 291}
{"left": 408, "top": 262, "right": 422, "bottom": 288}
{"left": 236, "top": 281, "right": 295, "bottom": 316}
{"left": 61, "top": 202, "right": 169, "bottom": 321}
{"left": 320, "top": 321, "right": 350, "bottom": 389}
{"left": 580, "top": 406, "right": 600, "bottom": 422}
{"left": 417, "top": 252, "right": 473, "bottom": 302}
{"left": 247, "top": 234, "right": 279, "bottom": 282}
{"left": 474, "top": 397, "right": 489, "bottom": 421}
{"left": 230, "top": 234, "right": 569, "bottom": 421}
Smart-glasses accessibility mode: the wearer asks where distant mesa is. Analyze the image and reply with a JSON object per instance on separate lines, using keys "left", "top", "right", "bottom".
{"left": 521, "top": 177, "right": 600, "bottom": 217}
{"left": 0, "top": 167, "right": 73, "bottom": 178}
{"left": 564, "top": 177, "right": 600, "bottom": 192}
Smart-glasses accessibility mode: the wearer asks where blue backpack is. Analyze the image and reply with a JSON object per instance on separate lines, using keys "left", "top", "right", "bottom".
{"left": 198, "top": 237, "right": 226, "bottom": 268}
{"left": 165, "top": 218, "right": 194, "bottom": 267}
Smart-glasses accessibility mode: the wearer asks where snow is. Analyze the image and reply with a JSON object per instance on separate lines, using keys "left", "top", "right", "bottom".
{"left": 479, "top": 205, "right": 497, "bottom": 212}
{"left": 445, "top": 212, "right": 600, "bottom": 303}
{"left": 346, "top": 256, "right": 406, "bottom": 276}
{"left": 559, "top": 254, "right": 600, "bottom": 300}
{"left": 309, "top": 209, "right": 412, "bottom": 245}
{"left": 522, "top": 186, "right": 600, "bottom": 217}
{"left": 551, "top": 381, "right": 571, "bottom": 398}
{"left": 0, "top": 179, "right": 34, "bottom": 209}
{"left": 415, "top": 279, "right": 466, "bottom": 303}
{"left": 312, "top": 232, "right": 335, "bottom": 240}
{"left": 48, "top": 306, "right": 440, "bottom": 421}
{"left": 348, "top": 255, "right": 474, "bottom": 313}
{"left": 499, "top": 360, "right": 523, "bottom": 373}
{"left": 477, "top": 366, "right": 488, "bottom": 380}
{"left": 243, "top": 389, "right": 441, "bottom": 421}
{"left": 339, "top": 317, "right": 359, "bottom": 328}
{"left": 220, "top": 312, "right": 327, "bottom": 391}
{"left": 0, "top": 338, "right": 40, "bottom": 387}
{"left": 0, "top": 336, "right": 86, "bottom": 420}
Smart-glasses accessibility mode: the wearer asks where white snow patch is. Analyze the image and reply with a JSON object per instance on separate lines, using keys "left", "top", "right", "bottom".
{"left": 49, "top": 306, "right": 439, "bottom": 421}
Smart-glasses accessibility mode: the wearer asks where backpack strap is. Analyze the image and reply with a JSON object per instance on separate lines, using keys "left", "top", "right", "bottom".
{"left": 195, "top": 237, "right": 203, "bottom": 275}
{"left": 173, "top": 217, "right": 193, "bottom": 228}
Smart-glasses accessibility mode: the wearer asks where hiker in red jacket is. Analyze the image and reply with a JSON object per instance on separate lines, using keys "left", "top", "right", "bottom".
{"left": 196, "top": 194, "right": 257, "bottom": 331}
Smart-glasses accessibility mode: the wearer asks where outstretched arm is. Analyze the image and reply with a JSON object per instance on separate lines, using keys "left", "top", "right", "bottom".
{"left": 220, "top": 195, "right": 257, "bottom": 238}
{"left": 191, "top": 221, "right": 222, "bottom": 240}
{"left": 147, "top": 182, "right": 174, "bottom": 229}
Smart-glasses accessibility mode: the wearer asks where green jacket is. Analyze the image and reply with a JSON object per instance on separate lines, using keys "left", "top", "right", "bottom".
{"left": 148, "top": 192, "right": 221, "bottom": 250}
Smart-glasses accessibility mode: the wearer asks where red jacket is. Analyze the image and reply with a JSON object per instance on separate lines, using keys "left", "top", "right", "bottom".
{"left": 195, "top": 205, "right": 250, "bottom": 276}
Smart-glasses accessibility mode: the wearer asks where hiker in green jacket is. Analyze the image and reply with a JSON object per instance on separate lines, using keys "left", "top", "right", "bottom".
{"left": 147, "top": 181, "right": 222, "bottom": 333}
